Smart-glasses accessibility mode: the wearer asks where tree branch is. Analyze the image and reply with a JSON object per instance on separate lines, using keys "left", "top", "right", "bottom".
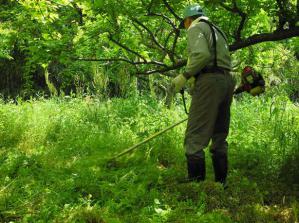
{"left": 131, "top": 17, "right": 178, "bottom": 63}
{"left": 229, "top": 26, "right": 299, "bottom": 51}
{"left": 136, "top": 60, "right": 186, "bottom": 75}
{"left": 76, "top": 57, "right": 138, "bottom": 65}
{"left": 75, "top": 57, "right": 168, "bottom": 67}
{"left": 146, "top": 12, "right": 177, "bottom": 30}
{"left": 136, "top": 26, "right": 299, "bottom": 74}
{"left": 145, "top": 7, "right": 181, "bottom": 62}
{"left": 220, "top": 1, "right": 247, "bottom": 41}
{"left": 70, "top": 2, "right": 84, "bottom": 26}
{"left": 276, "top": 0, "right": 288, "bottom": 30}
{"left": 162, "top": 0, "right": 181, "bottom": 21}
{"left": 171, "top": 29, "right": 180, "bottom": 60}
{"left": 131, "top": 17, "right": 167, "bottom": 53}
{"left": 108, "top": 34, "right": 148, "bottom": 62}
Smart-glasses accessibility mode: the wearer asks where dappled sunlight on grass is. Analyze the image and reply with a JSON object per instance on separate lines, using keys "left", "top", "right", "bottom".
{"left": 0, "top": 95, "right": 298, "bottom": 222}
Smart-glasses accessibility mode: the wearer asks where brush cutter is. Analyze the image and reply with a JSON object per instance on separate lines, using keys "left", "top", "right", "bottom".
{"left": 108, "top": 87, "right": 189, "bottom": 162}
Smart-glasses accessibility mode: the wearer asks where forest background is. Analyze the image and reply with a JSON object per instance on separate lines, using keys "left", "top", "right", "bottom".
{"left": 0, "top": 0, "right": 299, "bottom": 222}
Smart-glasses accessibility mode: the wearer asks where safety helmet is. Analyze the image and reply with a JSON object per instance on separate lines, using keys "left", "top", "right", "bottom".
{"left": 179, "top": 4, "right": 205, "bottom": 29}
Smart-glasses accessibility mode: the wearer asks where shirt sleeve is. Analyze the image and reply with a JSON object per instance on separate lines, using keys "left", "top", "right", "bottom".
{"left": 183, "top": 24, "right": 211, "bottom": 79}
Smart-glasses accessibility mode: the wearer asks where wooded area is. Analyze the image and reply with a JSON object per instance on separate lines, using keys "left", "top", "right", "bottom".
{"left": 0, "top": 0, "right": 299, "bottom": 222}
{"left": 0, "top": 0, "right": 298, "bottom": 99}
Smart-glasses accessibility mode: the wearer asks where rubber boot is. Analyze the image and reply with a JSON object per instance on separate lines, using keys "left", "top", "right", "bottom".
{"left": 212, "top": 153, "right": 228, "bottom": 187}
{"left": 186, "top": 155, "right": 206, "bottom": 182}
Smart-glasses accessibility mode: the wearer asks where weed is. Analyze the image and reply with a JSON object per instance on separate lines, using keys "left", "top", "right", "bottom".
{"left": 0, "top": 93, "right": 298, "bottom": 222}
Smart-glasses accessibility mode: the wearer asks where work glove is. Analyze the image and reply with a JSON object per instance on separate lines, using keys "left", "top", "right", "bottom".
{"left": 172, "top": 74, "right": 187, "bottom": 93}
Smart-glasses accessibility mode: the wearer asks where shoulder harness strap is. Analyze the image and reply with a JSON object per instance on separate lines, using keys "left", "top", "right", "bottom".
{"left": 198, "top": 19, "right": 228, "bottom": 68}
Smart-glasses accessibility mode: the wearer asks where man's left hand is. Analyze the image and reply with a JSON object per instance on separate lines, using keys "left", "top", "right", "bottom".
{"left": 172, "top": 74, "right": 187, "bottom": 93}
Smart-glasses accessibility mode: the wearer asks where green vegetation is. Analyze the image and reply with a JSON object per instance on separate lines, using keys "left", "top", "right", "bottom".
{"left": 0, "top": 0, "right": 298, "bottom": 222}
{"left": 1, "top": 0, "right": 298, "bottom": 99}
{"left": 0, "top": 92, "right": 298, "bottom": 222}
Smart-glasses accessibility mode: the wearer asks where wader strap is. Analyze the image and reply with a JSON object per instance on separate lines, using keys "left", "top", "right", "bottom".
{"left": 199, "top": 19, "right": 228, "bottom": 42}
{"left": 198, "top": 19, "right": 228, "bottom": 69}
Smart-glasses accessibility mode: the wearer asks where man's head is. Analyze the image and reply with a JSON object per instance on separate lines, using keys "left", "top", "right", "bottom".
{"left": 179, "top": 4, "right": 205, "bottom": 29}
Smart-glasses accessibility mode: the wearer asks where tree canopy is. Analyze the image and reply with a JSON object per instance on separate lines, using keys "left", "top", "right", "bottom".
{"left": 0, "top": 0, "right": 298, "bottom": 97}
{"left": 84, "top": 0, "right": 299, "bottom": 74}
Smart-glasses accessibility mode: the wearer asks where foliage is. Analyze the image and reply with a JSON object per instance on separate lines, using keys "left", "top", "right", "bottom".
{"left": 0, "top": 89, "right": 298, "bottom": 222}
{"left": 0, "top": 1, "right": 298, "bottom": 220}
{"left": 0, "top": 0, "right": 298, "bottom": 98}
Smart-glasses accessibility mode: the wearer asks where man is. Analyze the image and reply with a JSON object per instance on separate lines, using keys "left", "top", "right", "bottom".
{"left": 172, "top": 4, "right": 235, "bottom": 186}
{"left": 234, "top": 66, "right": 265, "bottom": 96}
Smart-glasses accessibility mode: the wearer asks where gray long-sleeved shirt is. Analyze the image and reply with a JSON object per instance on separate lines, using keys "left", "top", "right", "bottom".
{"left": 184, "top": 17, "right": 231, "bottom": 79}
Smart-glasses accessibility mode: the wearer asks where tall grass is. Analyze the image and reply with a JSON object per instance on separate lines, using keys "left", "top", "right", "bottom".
{"left": 0, "top": 93, "right": 298, "bottom": 222}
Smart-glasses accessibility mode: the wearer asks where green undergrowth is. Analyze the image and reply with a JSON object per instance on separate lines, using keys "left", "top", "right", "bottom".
{"left": 0, "top": 93, "right": 298, "bottom": 222}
